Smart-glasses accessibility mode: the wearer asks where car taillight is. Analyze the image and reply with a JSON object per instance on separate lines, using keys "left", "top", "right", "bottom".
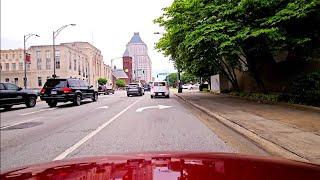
{"left": 40, "top": 88, "right": 45, "bottom": 94}
{"left": 63, "top": 87, "right": 72, "bottom": 93}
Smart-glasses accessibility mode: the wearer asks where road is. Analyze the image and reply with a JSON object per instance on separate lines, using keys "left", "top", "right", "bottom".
{"left": 0, "top": 91, "right": 234, "bottom": 171}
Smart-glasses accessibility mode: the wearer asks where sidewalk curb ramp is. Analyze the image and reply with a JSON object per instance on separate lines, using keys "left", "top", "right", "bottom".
{"left": 175, "top": 93, "right": 310, "bottom": 163}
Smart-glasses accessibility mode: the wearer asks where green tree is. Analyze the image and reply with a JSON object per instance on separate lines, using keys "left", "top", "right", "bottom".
{"left": 155, "top": 0, "right": 320, "bottom": 92}
{"left": 166, "top": 73, "right": 178, "bottom": 86}
{"left": 116, "top": 79, "right": 126, "bottom": 87}
{"left": 97, "top": 77, "right": 108, "bottom": 85}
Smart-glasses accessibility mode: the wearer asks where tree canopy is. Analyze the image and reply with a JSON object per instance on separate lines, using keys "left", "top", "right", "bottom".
{"left": 155, "top": 0, "right": 320, "bottom": 91}
{"left": 116, "top": 79, "right": 126, "bottom": 87}
{"left": 97, "top": 77, "right": 108, "bottom": 85}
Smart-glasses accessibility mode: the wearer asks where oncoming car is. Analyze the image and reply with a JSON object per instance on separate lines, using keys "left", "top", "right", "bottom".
{"left": 151, "top": 81, "right": 170, "bottom": 98}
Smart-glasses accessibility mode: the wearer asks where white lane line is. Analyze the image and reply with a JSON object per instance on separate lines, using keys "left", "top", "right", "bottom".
{"left": 53, "top": 97, "right": 143, "bottom": 161}
{"left": 20, "top": 108, "right": 56, "bottom": 116}
{"left": 0, "top": 117, "right": 44, "bottom": 130}
{"left": 95, "top": 106, "right": 109, "bottom": 109}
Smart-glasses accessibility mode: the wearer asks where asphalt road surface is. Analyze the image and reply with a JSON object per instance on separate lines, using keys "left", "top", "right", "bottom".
{"left": 1, "top": 91, "right": 233, "bottom": 171}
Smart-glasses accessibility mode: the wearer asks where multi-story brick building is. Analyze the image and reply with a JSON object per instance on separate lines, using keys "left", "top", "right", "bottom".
{"left": 125, "top": 32, "right": 152, "bottom": 83}
{"left": 0, "top": 42, "right": 112, "bottom": 89}
{"left": 122, "top": 49, "right": 133, "bottom": 84}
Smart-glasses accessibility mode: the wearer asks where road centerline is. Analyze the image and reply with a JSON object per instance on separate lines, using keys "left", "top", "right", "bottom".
{"left": 52, "top": 97, "right": 143, "bottom": 161}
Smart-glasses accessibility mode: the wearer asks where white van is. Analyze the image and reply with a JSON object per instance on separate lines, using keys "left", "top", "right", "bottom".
{"left": 151, "top": 81, "right": 170, "bottom": 98}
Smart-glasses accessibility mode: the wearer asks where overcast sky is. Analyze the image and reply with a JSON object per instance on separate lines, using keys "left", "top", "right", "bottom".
{"left": 1, "top": 0, "right": 175, "bottom": 77}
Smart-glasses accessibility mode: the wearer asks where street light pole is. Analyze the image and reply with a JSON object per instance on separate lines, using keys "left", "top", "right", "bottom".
{"left": 23, "top": 33, "right": 39, "bottom": 89}
{"left": 52, "top": 24, "right": 76, "bottom": 78}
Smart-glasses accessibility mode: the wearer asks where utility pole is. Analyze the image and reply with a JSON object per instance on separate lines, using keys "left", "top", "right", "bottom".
{"left": 52, "top": 24, "right": 76, "bottom": 78}
{"left": 23, "top": 33, "right": 39, "bottom": 89}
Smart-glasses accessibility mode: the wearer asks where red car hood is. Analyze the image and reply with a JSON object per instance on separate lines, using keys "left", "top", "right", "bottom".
{"left": 1, "top": 152, "right": 319, "bottom": 179}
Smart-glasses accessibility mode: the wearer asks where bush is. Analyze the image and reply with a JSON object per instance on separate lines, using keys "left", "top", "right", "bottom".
{"left": 98, "top": 77, "right": 108, "bottom": 85}
{"left": 283, "top": 71, "right": 320, "bottom": 106}
{"left": 116, "top": 79, "right": 126, "bottom": 87}
{"left": 230, "top": 91, "right": 279, "bottom": 104}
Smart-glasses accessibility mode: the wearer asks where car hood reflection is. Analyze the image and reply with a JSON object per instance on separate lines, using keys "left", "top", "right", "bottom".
{"left": 1, "top": 152, "right": 319, "bottom": 179}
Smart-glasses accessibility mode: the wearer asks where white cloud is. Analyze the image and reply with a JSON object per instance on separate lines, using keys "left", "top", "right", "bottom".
{"left": 1, "top": 0, "right": 175, "bottom": 77}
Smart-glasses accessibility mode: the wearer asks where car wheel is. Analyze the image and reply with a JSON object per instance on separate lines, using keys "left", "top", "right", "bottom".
{"left": 47, "top": 101, "right": 57, "bottom": 108}
{"left": 92, "top": 92, "right": 98, "bottom": 102}
{"left": 73, "top": 94, "right": 81, "bottom": 106}
{"left": 26, "top": 96, "right": 37, "bottom": 108}
{"left": 166, "top": 95, "right": 170, "bottom": 98}
{"left": 127, "top": 94, "right": 130, "bottom": 97}
{"left": 151, "top": 95, "right": 153, "bottom": 99}
{"left": 3, "top": 105, "right": 13, "bottom": 110}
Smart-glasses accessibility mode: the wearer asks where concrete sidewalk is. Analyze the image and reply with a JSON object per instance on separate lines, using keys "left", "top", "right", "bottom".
{"left": 175, "top": 92, "right": 320, "bottom": 164}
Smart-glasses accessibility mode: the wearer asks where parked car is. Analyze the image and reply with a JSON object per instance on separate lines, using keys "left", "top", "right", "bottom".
{"left": 40, "top": 78, "right": 98, "bottom": 107}
{"left": 99, "top": 84, "right": 115, "bottom": 95}
{"left": 0, "top": 82, "right": 38, "bottom": 110}
{"left": 182, "top": 84, "right": 194, "bottom": 90}
{"left": 151, "top": 81, "right": 170, "bottom": 98}
{"left": 126, "top": 83, "right": 144, "bottom": 97}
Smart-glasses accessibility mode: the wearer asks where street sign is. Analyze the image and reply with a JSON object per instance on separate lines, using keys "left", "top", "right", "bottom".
{"left": 25, "top": 53, "right": 31, "bottom": 63}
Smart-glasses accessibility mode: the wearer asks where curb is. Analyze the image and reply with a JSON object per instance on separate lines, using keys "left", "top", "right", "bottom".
{"left": 175, "top": 93, "right": 310, "bottom": 163}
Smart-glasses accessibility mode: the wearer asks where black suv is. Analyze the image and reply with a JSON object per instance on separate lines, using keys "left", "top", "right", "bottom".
{"left": 40, "top": 78, "right": 98, "bottom": 107}
{"left": 126, "top": 83, "right": 144, "bottom": 97}
{"left": 0, "top": 82, "right": 38, "bottom": 110}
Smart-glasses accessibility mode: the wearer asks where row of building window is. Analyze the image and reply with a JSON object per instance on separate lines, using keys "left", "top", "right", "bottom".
{"left": 4, "top": 77, "right": 43, "bottom": 87}
{"left": 0, "top": 62, "right": 30, "bottom": 71}
{"left": 1, "top": 53, "right": 23, "bottom": 60}
{"left": 4, "top": 76, "right": 60, "bottom": 87}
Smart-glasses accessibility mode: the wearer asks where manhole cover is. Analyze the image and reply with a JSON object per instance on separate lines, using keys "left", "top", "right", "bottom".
{"left": 1, "top": 122, "right": 43, "bottom": 131}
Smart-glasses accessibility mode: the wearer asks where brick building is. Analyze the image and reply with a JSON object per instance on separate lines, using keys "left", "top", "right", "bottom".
{"left": 122, "top": 49, "right": 132, "bottom": 84}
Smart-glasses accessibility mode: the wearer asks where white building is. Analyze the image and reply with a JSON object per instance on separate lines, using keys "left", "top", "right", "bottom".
{"left": 124, "top": 32, "right": 152, "bottom": 82}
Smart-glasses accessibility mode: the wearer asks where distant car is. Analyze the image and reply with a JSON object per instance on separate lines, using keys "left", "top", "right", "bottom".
{"left": 143, "top": 84, "right": 151, "bottom": 91}
{"left": 126, "top": 83, "right": 144, "bottom": 97}
{"left": 98, "top": 84, "right": 114, "bottom": 95}
{"left": 182, "top": 84, "right": 194, "bottom": 90}
{"left": 105, "top": 83, "right": 115, "bottom": 94}
{"left": 98, "top": 85, "right": 108, "bottom": 95}
{"left": 151, "top": 81, "right": 170, "bottom": 98}
{"left": 0, "top": 82, "right": 38, "bottom": 110}
{"left": 40, "top": 78, "right": 98, "bottom": 107}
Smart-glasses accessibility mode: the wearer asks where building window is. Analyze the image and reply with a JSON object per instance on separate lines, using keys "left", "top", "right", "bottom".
{"left": 38, "top": 77, "right": 42, "bottom": 87}
{"left": 55, "top": 50, "right": 60, "bottom": 69}
{"left": 12, "top": 63, "right": 16, "bottom": 71}
{"left": 0, "top": 63, "right": 2, "bottom": 71}
{"left": 12, "top": 54, "right": 15, "bottom": 59}
{"left": 5, "top": 63, "right": 9, "bottom": 70}
{"left": 45, "top": 51, "right": 51, "bottom": 58}
{"left": 78, "top": 61, "right": 81, "bottom": 75}
{"left": 19, "top": 62, "right": 23, "bottom": 70}
{"left": 5, "top": 78, "right": 9, "bottom": 82}
{"left": 69, "top": 51, "right": 72, "bottom": 70}
{"left": 27, "top": 64, "right": 31, "bottom": 71}
{"left": 5, "top": 54, "right": 8, "bottom": 59}
{"left": 36, "top": 51, "right": 42, "bottom": 70}
{"left": 14, "top": 78, "right": 18, "bottom": 85}
{"left": 46, "top": 51, "right": 51, "bottom": 70}
{"left": 74, "top": 59, "right": 76, "bottom": 71}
